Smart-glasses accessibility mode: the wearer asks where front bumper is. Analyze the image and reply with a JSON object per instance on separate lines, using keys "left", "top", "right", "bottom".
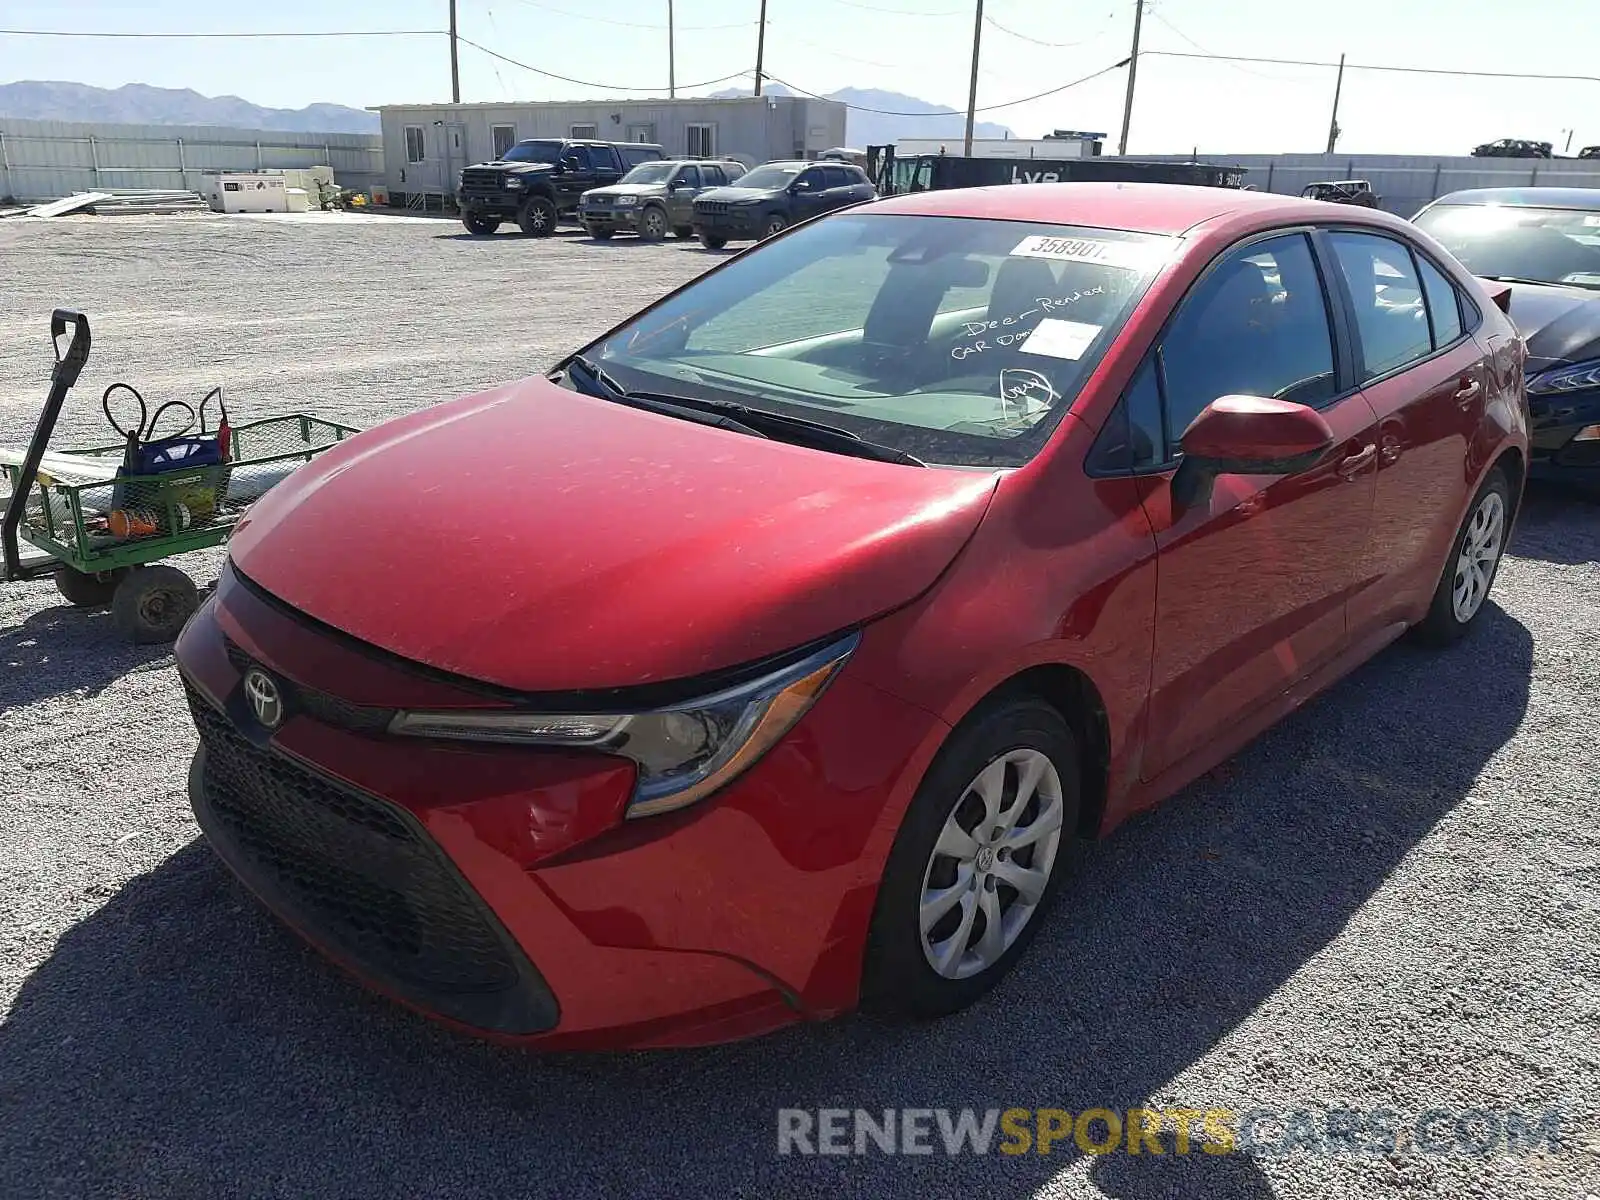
{"left": 1527, "top": 388, "right": 1600, "bottom": 485}
{"left": 175, "top": 566, "right": 944, "bottom": 1049}
{"left": 459, "top": 190, "right": 524, "bottom": 216}
{"left": 580, "top": 204, "right": 642, "bottom": 232}
{"left": 693, "top": 208, "right": 761, "bottom": 240}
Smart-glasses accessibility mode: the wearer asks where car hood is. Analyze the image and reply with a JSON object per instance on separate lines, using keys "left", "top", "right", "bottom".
{"left": 586, "top": 183, "right": 664, "bottom": 199}
{"left": 228, "top": 378, "right": 1000, "bottom": 693}
{"left": 696, "top": 186, "right": 778, "bottom": 203}
{"left": 1494, "top": 280, "right": 1600, "bottom": 370}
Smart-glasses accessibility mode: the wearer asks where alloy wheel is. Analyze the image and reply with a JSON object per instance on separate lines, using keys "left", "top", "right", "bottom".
{"left": 1452, "top": 489, "right": 1505, "bottom": 623}
{"left": 918, "top": 748, "right": 1065, "bottom": 980}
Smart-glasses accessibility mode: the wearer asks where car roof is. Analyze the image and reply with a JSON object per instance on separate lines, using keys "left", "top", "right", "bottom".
{"left": 867, "top": 181, "right": 1372, "bottom": 236}
{"left": 1431, "top": 187, "right": 1600, "bottom": 209}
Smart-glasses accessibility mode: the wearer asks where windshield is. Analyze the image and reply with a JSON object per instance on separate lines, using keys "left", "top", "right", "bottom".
{"left": 734, "top": 164, "right": 803, "bottom": 190}
{"left": 501, "top": 140, "right": 563, "bottom": 164}
{"left": 583, "top": 213, "right": 1176, "bottom": 467}
{"left": 1413, "top": 202, "right": 1600, "bottom": 289}
{"left": 622, "top": 162, "right": 676, "bottom": 185}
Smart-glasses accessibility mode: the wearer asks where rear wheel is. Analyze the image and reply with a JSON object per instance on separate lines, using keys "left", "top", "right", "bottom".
{"left": 461, "top": 212, "right": 500, "bottom": 235}
{"left": 697, "top": 232, "right": 727, "bottom": 250}
{"left": 517, "top": 195, "right": 558, "bottom": 237}
{"left": 53, "top": 565, "right": 125, "bottom": 608}
{"left": 862, "top": 695, "right": 1079, "bottom": 1018}
{"left": 1413, "top": 466, "right": 1512, "bottom": 645}
{"left": 762, "top": 213, "right": 789, "bottom": 239}
{"left": 637, "top": 205, "right": 668, "bottom": 242}
{"left": 111, "top": 565, "right": 198, "bottom": 644}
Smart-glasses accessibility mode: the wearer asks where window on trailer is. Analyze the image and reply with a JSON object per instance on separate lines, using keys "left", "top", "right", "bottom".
{"left": 687, "top": 124, "right": 716, "bottom": 158}
{"left": 571, "top": 123, "right": 599, "bottom": 139}
{"left": 491, "top": 124, "right": 516, "bottom": 159}
{"left": 404, "top": 126, "right": 426, "bottom": 163}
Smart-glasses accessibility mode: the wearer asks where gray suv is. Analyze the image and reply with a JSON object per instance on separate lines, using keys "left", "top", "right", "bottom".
{"left": 579, "top": 159, "right": 749, "bottom": 241}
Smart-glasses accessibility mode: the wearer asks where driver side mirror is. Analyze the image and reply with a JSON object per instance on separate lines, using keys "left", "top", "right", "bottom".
{"left": 561, "top": 155, "right": 582, "bottom": 171}
{"left": 1171, "top": 395, "right": 1335, "bottom": 511}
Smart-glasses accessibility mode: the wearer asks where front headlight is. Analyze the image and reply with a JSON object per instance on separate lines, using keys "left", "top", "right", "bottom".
{"left": 388, "top": 632, "right": 859, "bottom": 818}
{"left": 616, "top": 194, "right": 639, "bottom": 207}
{"left": 505, "top": 176, "right": 525, "bottom": 189}
{"left": 1528, "top": 358, "right": 1600, "bottom": 394}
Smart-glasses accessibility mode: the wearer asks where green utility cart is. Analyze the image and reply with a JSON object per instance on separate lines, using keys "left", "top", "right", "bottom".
{"left": 1, "top": 310, "right": 360, "bottom": 643}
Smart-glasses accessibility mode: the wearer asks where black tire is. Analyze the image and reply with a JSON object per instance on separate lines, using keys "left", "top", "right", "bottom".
{"left": 1413, "top": 466, "right": 1513, "bottom": 647}
{"left": 637, "top": 205, "right": 669, "bottom": 242}
{"left": 111, "top": 565, "right": 199, "bottom": 645}
{"left": 861, "top": 695, "right": 1080, "bottom": 1019}
{"left": 517, "top": 194, "right": 559, "bottom": 237}
{"left": 586, "top": 226, "right": 615, "bottom": 240}
{"left": 672, "top": 225, "right": 694, "bottom": 239}
{"left": 53, "top": 565, "right": 125, "bottom": 608}
{"left": 697, "top": 232, "right": 727, "bottom": 250}
{"left": 761, "top": 213, "right": 789, "bottom": 239}
{"left": 461, "top": 212, "right": 500, "bottom": 235}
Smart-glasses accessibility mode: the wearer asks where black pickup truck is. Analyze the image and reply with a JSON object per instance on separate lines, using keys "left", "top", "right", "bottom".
{"left": 457, "top": 139, "right": 665, "bottom": 236}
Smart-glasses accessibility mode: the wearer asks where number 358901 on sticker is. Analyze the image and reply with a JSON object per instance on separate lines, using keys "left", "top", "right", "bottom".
{"left": 1010, "top": 235, "right": 1165, "bottom": 271}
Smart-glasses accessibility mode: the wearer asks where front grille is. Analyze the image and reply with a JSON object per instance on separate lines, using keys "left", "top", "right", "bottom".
{"left": 187, "top": 682, "right": 558, "bottom": 1034}
{"left": 695, "top": 199, "right": 730, "bottom": 216}
{"left": 223, "top": 637, "right": 394, "bottom": 734}
{"left": 460, "top": 167, "right": 508, "bottom": 193}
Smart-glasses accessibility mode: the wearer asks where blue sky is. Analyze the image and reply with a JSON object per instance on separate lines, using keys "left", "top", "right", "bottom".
{"left": 3, "top": 0, "right": 1597, "bottom": 154}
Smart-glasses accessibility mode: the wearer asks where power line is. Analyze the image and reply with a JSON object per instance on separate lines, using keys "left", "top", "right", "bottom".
{"left": 983, "top": 11, "right": 1112, "bottom": 49}
{"left": 457, "top": 35, "right": 748, "bottom": 92}
{"left": 493, "top": 0, "right": 753, "bottom": 32}
{"left": 761, "top": 59, "right": 1129, "bottom": 115}
{"left": 824, "top": 0, "right": 964, "bottom": 15}
{"left": 1143, "top": 11, "right": 1285, "bottom": 79}
{"left": 0, "top": 27, "right": 444, "bottom": 38}
{"left": 1141, "top": 49, "right": 1600, "bottom": 85}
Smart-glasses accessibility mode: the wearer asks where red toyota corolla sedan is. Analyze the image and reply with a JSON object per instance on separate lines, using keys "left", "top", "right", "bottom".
{"left": 176, "top": 183, "right": 1529, "bottom": 1050}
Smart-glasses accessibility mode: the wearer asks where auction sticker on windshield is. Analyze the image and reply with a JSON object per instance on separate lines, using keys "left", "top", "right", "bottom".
{"left": 1019, "top": 318, "right": 1102, "bottom": 360}
{"left": 1010, "top": 235, "right": 1162, "bottom": 270}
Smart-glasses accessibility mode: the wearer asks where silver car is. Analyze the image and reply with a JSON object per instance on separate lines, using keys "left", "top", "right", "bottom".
{"left": 579, "top": 159, "right": 748, "bottom": 242}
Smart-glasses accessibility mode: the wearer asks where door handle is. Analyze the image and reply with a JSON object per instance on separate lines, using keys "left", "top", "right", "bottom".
{"left": 1454, "top": 378, "right": 1482, "bottom": 406}
{"left": 1338, "top": 443, "right": 1377, "bottom": 477}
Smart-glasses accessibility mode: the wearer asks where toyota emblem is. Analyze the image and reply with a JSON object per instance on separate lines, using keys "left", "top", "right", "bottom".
{"left": 242, "top": 668, "right": 284, "bottom": 730}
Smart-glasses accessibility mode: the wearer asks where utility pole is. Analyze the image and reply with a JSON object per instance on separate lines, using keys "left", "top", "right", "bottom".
{"left": 754, "top": 0, "right": 769, "bottom": 97}
{"left": 1116, "top": 0, "right": 1143, "bottom": 155}
{"left": 448, "top": 0, "right": 461, "bottom": 103}
{"left": 962, "top": 0, "right": 984, "bottom": 156}
{"left": 668, "top": 0, "right": 677, "bottom": 98}
{"left": 1324, "top": 53, "right": 1345, "bottom": 154}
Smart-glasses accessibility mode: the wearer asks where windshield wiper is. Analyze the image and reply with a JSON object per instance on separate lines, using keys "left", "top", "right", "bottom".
{"left": 565, "top": 356, "right": 768, "bottom": 440}
{"left": 567, "top": 357, "right": 925, "bottom": 467}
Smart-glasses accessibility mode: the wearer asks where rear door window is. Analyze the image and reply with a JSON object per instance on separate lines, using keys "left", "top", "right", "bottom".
{"left": 703, "top": 165, "right": 727, "bottom": 186}
{"left": 1327, "top": 231, "right": 1434, "bottom": 379}
{"left": 1417, "top": 255, "right": 1464, "bottom": 347}
{"left": 676, "top": 165, "right": 702, "bottom": 188}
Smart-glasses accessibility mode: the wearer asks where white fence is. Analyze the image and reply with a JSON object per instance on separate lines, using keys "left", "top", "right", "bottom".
{"left": 1127, "top": 152, "right": 1600, "bottom": 216}
{"left": 0, "top": 118, "right": 384, "bottom": 203}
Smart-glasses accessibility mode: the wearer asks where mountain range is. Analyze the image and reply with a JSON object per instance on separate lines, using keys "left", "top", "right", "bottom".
{"left": 0, "top": 79, "right": 1017, "bottom": 145}
{"left": 710, "top": 84, "right": 1015, "bottom": 148}
{"left": 0, "top": 81, "right": 380, "bottom": 133}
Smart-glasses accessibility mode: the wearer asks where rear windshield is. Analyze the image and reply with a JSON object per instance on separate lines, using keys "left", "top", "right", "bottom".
{"left": 587, "top": 213, "right": 1176, "bottom": 467}
{"left": 501, "top": 140, "right": 563, "bottom": 164}
{"left": 1413, "top": 202, "right": 1600, "bottom": 289}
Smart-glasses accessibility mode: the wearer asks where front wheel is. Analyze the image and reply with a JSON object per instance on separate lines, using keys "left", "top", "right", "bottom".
{"left": 1413, "top": 466, "right": 1512, "bottom": 646}
{"left": 517, "top": 195, "right": 558, "bottom": 237}
{"left": 861, "top": 695, "right": 1079, "bottom": 1019}
{"left": 637, "top": 205, "right": 668, "bottom": 242}
{"left": 761, "top": 213, "right": 789, "bottom": 239}
{"left": 111, "top": 565, "right": 199, "bottom": 644}
{"left": 585, "top": 226, "right": 614, "bottom": 240}
{"left": 672, "top": 225, "right": 694, "bottom": 239}
{"left": 697, "top": 232, "right": 727, "bottom": 250}
{"left": 461, "top": 212, "right": 500, "bottom": 235}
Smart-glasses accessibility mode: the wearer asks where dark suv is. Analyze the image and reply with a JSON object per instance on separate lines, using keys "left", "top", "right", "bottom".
{"left": 458, "top": 139, "right": 665, "bottom": 236}
{"left": 691, "top": 160, "right": 877, "bottom": 248}
{"left": 579, "top": 159, "right": 748, "bottom": 241}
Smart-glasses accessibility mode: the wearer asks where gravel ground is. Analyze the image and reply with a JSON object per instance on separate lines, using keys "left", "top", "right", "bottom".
{"left": 1, "top": 212, "right": 1598, "bottom": 1200}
